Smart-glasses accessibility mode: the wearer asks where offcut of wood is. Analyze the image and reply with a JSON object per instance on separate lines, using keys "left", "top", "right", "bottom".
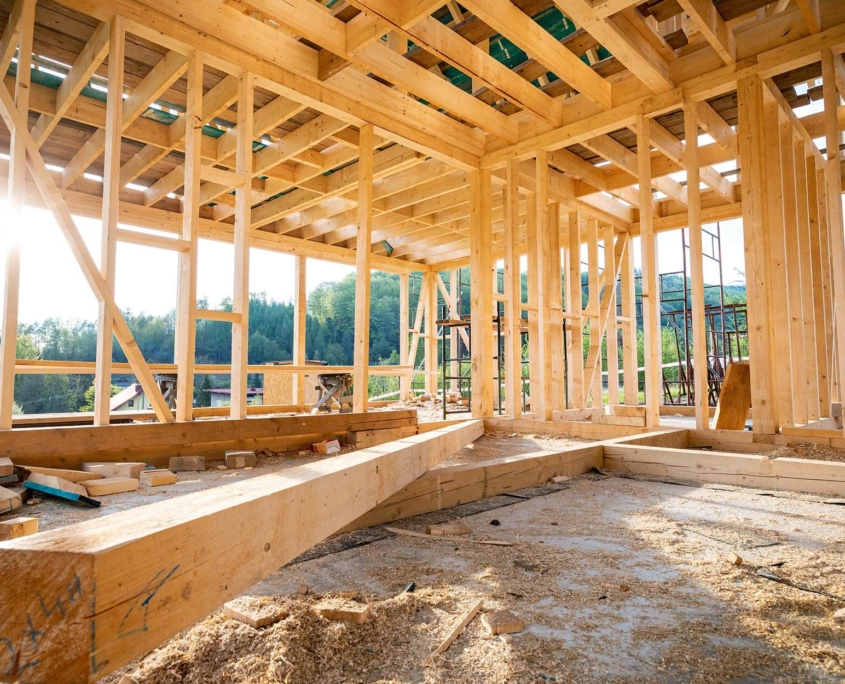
{"left": 168, "top": 456, "right": 206, "bottom": 472}
{"left": 0, "top": 516, "right": 38, "bottom": 541}
{"left": 139, "top": 469, "right": 177, "bottom": 486}
{"left": 82, "top": 462, "right": 146, "bottom": 479}
{"left": 224, "top": 451, "right": 257, "bottom": 469}
{"left": 481, "top": 609, "right": 524, "bottom": 635}
{"left": 426, "top": 598, "right": 484, "bottom": 665}
{"left": 386, "top": 526, "right": 514, "bottom": 546}
{"left": 21, "top": 466, "right": 103, "bottom": 483}
{"left": 223, "top": 597, "right": 287, "bottom": 628}
{"left": 0, "top": 486, "right": 22, "bottom": 514}
{"left": 0, "top": 457, "right": 13, "bottom": 477}
{"left": 426, "top": 521, "right": 471, "bottom": 536}
{"left": 82, "top": 477, "right": 140, "bottom": 497}
{"left": 313, "top": 600, "right": 371, "bottom": 624}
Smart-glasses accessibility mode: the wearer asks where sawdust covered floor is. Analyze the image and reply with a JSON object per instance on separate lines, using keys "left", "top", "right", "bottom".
{"left": 103, "top": 475, "right": 845, "bottom": 684}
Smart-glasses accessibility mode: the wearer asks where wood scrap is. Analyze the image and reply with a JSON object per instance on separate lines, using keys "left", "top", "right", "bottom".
{"left": 0, "top": 516, "right": 38, "bottom": 541}
{"left": 755, "top": 567, "right": 843, "bottom": 599}
{"left": 24, "top": 473, "right": 100, "bottom": 508}
{"left": 223, "top": 597, "right": 287, "bottom": 628}
{"left": 19, "top": 466, "right": 103, "bottom": 483}
{"left": 0, "top": 457, "right": 12, "bottom": 477}
{"left": 139, "top": 469, "right": 177, "bottom": 486}
{"left": 168, "top": 456, "right": 206, "bottom": 472}
{"left": 81, "top": 477, "right": 140, "bottom": 497}
{"left": 0, "top": 486, "right": 22, "bottom": 514}
{"left": 82, "top": 462, "right": 146, "bottom": 479}
{"left": 481, "top": 609, "right": 524, "bottom": 635}
{"left": 714, "top": 362, "right": 752, "bottom": 430}
{"left": 426, "top": 598, "right": 484, "bottom": 665}
{"left": 426, "top": 521, "right": 471, "bottom": 536}
{"left": 313, "top": 599, "right": 371, "bottom": 624}
{"left": 385, "top": 526, "right": 514, "bottom": 546}
{"left": 225, "top": 450, "right": 257, "bottom": 469}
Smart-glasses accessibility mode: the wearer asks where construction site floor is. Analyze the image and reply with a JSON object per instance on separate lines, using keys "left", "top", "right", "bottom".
{"left": 102, "top": 472, "right": 845, "bottom": 683}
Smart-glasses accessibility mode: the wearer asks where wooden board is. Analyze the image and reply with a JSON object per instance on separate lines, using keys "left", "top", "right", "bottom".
{"left": 81, "top": 477, "right": 140, "bottom": 497}
{"left": 604, "top": 443, "right": 845, "bottom": 496}
{"left": 0, "top": 419, "right": 482, "bottom": 683}
{"left": 342, "top": 442, "right": 603, "bottom": 532}
{"left": 714, "top": 362, "right": 752, "bottom": 430}
{"left": 0, "top": 411, "right": 418, "bottom": 469}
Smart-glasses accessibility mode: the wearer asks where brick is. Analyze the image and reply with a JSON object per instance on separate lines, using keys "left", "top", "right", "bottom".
{"left": 225, "top": 451, "right": 257, "bottom": 469}
{"left": 168, "top": 456, "right": 206, "bottom": 472}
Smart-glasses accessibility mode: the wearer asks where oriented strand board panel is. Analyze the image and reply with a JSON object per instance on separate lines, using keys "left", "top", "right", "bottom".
{"left": 714, "top": 362, "right": 752, "bottom": 430}
{"left": 0, "top": 420, "right": 482, "bottom": 683}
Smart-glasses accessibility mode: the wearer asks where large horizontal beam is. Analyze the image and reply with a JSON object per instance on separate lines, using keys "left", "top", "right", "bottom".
{"left": 0, "top": 419, "right": 484, "bottom": 683}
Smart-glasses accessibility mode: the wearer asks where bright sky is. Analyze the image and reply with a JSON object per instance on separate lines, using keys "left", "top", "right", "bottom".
{"left": 1, "top": 204, "right": 354, "bottom": 324}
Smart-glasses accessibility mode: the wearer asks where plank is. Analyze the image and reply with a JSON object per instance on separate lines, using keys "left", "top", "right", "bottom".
{"left": 714, "top": 362, "right": 752, "bottom": 430}
{"left": 0, "top": 420, "right": 483, "bottom": 683}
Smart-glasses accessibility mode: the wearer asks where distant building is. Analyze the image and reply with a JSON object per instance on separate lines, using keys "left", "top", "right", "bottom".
{"left": 110, "top": 383, "right": 154, "bottom": 412}
{"left": 205, "top": 387, "right": 264, "bottom": 407}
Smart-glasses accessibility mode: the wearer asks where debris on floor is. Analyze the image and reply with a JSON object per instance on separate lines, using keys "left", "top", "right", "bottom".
{"left": 168, "top": 456, "right": 207, "bottom": 472}
{"left": 82, "top": 461, "right": 146, "bottom": 478}
{"left": 81, "top": 476, "right": 140, "bottom": 497}
{"left": 481, "top": 609, "right": 524, "bottom": 636}
{"left": 313, "top": 596, "right": 371, "bottom": 624}
{"left": 312, "top": 439, "right": 341, "bottom": 455}
{"left": 0, "top": 485, "right": 21, "bottom": 513}
{"left": 223, "top": 596, "right": 288, "bottom": 629}
{"left": 426, "top": 521, "right": 471, "bottom": 536}
{"left": 139, "top": 469, "right": 177, "bottom": 486}
{"left": 224, "top": 450, "right": 257, "bottom": 469}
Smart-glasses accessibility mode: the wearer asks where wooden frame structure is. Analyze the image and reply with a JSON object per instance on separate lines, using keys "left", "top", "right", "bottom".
{"left": 0, "top": 2, "right": 843, "bottom": 440}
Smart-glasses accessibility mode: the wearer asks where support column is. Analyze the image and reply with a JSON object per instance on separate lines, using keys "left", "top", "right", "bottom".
{"left": 821, "top": 49, "right": 845, "bottom": 417}
{"left": 503, "top": 159, "right": 522, "bottom": 418}
{"left": 620, "top": 230, "right": 638, "bottom": 405}
{"left": 449, "top": 269, "right": 459, "bottom": 391}
{"left": 353, "top": 124, "right": 374, "bottom": 413}
{"left": 548, "top": 203, "right": 565, "bottom": 414}
{"left": 292, "top": 255, "right": 307, "bottom": 406}
{"left": 603, "top": 224, "right": 619, "bottom": 407}
{"left": 94, "top": 17, "right": 125, "bottom": 426}
{"left": 685, "top": 100, "right": 709, "bottom": 430}
{"left": 424, "top": 271, "right": 438, "bottom": 396}
{"left": 807, "top": 155, "right": 830, "bottom": 416}
{"left": 526, "top": 190, "right": 539, "bottom": 414}
{"left": 781, "top": 121, "right": 807, "bottom": 424}
{"left": 230, "top": 72, "right": 254, "bottom": 420}
{"left": 0, "top": 0, "right": 34, "bottom": 429}
{"left": 399, "top": 272, "right": 410, "bottom": 400}
{"left": 586, "top": 218, "right": 601, "bottom": 408}
{"left": 567, "top": 210, "right": 584, "bottom": 409}
{"left": 469, "top": 169, "right": 493, "bottom": 418}
{"left": 736, "top": 75, "right": 778, "bottom": 434}
{"left": 533, "top": 151, "right": 552, "bottom": 420}
{"left": 175, "top": 51, "right": 202, "bottom": 422}
{"left": 637, "top": 114, "right": 661, "bottom": 428}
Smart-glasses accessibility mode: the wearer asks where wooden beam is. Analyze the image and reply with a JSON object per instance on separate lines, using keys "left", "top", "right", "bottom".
{"left": 230, "top": 72, "right": 254, "bottom": 421}
{"left": 293, "top": 255, "right": 308, "bottom": 406}
{"left": 620, "top": 228, "right": 638, "bottom": 405}
{"left": 586, "top": 218, "right": 601, "bottom": 408}
{"left": 795, "top": 0, "right": 821, "bottom": 33}
{"left": 637, "top": 115, "right": 660, "bottom": 428}
{"left": 0, "top": 419, "right": 483, "bottom": 683}
{"left": 0, "top": 0, "right": 24, "bottom": 75}
{"left": 30, "top": 21, "right": 111, "bottom": 147}
{"left": 567, "top": 210, "right": 585, "bottom": 409}
{"left": 604, "top": 224, "right": 619, "bottom": 406}
{"left": 822, "top": 49, "right": 845, "bottom": 426}
{"left": 685, "top": 100, "right": 708, "bottom": 430}
{"left": 677, "top": 0, "right": 736, "bottom": 65}
{"left": 175, "top": 51, "right": 203, "bottom": 423}
{"left": 354, "top": 124, "right": 375, "bottom": 413}
{"left": 93, "top": 16, "right": 125, "bottom": 427}
{"left": 399, "top": 272, "right": 410, "bottom": 400}
{"left": 737, "top": 75, "right": 778, "bottom": 434}
{"left": 424, "top": 271, "right": 438, "bottom": 396}
{"left": 0, "top": 0, "right": 33, "bottom": 431}
{"left": 470, "top": 169, "right": 494, "bottom": 418}
{"left": 503, "top": 160, "right": 522, "bottom": 418}
{"left": 460, "top": 0, "right": 612, "bottom": 111}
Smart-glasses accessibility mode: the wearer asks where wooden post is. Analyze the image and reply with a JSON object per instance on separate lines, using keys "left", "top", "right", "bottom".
{"left": 353, "top": 124, "right": 375, "bottom": 413}
{"left": 736, "top": 75, "right": 778, "bottom": 434}
{"left": 780, "top": 121, "right": 807, "bottom": 424}
{"left": 548, "top": 203, "right": 565, "bottom": 413}
{"left": 794, "top": 140, "right": 820, "bottom": 420}
{"left": 821, "top": 49, "right": 845, "bottom": 426}
{"left": 567, "top": 210, "right": 584, "bottom": 409}
{"left": 503, "top": 159, "right": 522, "bottom": 418}
{"left": 399, "top": 271, "right": 410, "bottom": 400}
{"left": 469, "top": 169, "right": 493, "bottom": 418}
{"left": 815, "top": 166, "right": 834, "bottom": 412}
{"left": 0, "top": 0, "right": 34, "bottom": 429}
{"left": 637, "top": 114, "right": 661, "bottom": 428}
{"left": 230, "top": 72, "right": 254, "bottom": 420}
{"left": 292, "top": 255, "right": 307, "bottom": 406}
{"left": 175, "top": 51, "right": 202, "bottom": 422}
{"left": 533, "top": 151, "right": 552, "bottom": 420}
{"left": 620, "top": 229, "right": 638, "bottom": 405}
{"left": 586, "top": 218, "right": 601, "bottom": 408}
{"left": 807, "top": 154, "right": 830, "bottom": 416}
{"left": 603, "top": 224, "right": 619, "bottom": 407}
{"left": 685, "top": 100, "right": 708, "bottom": 430}
{"left": 424, "top": 271, "right": 438, "bottom": 396}
{"left": 762, "top": 101, "right": 793, "bottom": 428}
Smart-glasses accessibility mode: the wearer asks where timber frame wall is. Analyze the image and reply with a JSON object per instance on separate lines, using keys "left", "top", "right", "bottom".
{"left": 0, "top": 0, "right": 843, "bottom": 434}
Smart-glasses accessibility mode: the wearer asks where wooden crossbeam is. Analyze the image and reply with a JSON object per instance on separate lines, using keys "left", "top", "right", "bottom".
{"left": 0, "top": 64, "right": 175, "bottom": 424}
{"left": 677, "top": 0, "right": 736, "bottom": 65}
